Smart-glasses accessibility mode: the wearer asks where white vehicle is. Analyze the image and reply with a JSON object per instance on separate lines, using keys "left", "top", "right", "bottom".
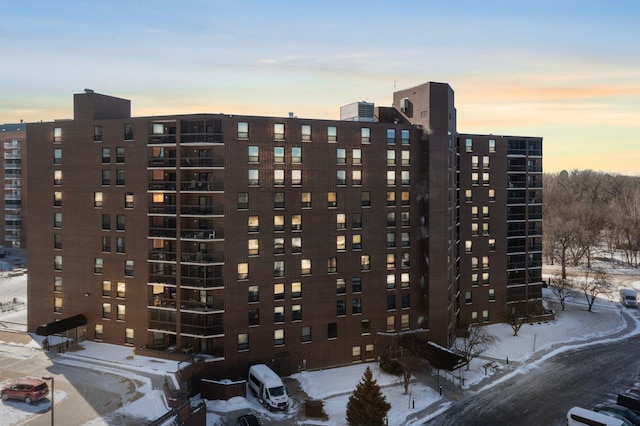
{"left": 620, "top": 288, "right": 638, "bottom": 308}
{"left": 567, "top": 406, "right": 628, "bottom": 426}
{"left": 247, "top": 364, "right": 289, "bottom": 411}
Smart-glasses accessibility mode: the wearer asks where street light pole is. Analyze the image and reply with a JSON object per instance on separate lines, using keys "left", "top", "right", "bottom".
{"left": 42, "top": 375, "right": 54, "bottom": 425}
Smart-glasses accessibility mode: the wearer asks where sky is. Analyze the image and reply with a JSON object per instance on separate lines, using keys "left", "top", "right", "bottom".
{"left": 1, "top": 0, "right": 639, "bottom": 174}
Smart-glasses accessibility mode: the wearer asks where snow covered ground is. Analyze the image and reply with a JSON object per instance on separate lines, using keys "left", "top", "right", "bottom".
{"left": 2, "top": 261, "right": 640, "bottom": 425}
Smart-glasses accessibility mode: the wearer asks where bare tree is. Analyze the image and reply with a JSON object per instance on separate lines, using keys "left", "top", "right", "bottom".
{"left": 397, "top": 334, "right": 427, "bottom": 394}
{"left": 548, "top": 271, "right": 577, "bottom": 311}
{"left": 454, "top": 326, "right": 499, "bottom": 371}
{"left": 574, "top": 268, "right": 616, "bottom": 312}
{"left": 505, "top": 302, "right": 528, "bottom": 336}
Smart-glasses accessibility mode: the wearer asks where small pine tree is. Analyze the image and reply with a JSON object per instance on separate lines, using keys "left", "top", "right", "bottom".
{"left": 346, "top": 366, "right": 391, "bottom": 426}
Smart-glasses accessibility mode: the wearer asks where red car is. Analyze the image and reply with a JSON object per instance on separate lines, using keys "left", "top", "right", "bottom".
{"left": 1, "top": 378, "right": 49, "bottom": 404}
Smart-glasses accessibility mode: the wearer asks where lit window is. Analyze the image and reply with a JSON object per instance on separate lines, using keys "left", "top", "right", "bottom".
{"left": 291, "top": 215, "right": 302, "bottom": 231}
{"left": 125, "top": 328, "right": 134, "bottom": 344}
{"left": 291, "top": 282, "right": 301, "bottom": 298}
{"left": 401, "top": 191, "right": 410, "bottom": 206}
{"left": 274, "top": 169, "right": 285, "bottom": 186}
{"left": 361, "top": 255, "right": 370, "bottom": 271}
{"left": 472, "top": 257, "right": 478, "bottom": 269}
{"left": 472, "top": 206, "right": 478, "bottom": 219}
{"left": 386, "top": 315, "right": 395, "bottom": 332}
{"left": 483, "top": 206, "right": 489, "bottom": 218}
{"left": 472, "top": 223, "right": 479, "bottom": 236}
{"left": 274, "top": 306, "right": 284, "bottom": 323}
{"left": 352, "top": 170, "right": 362, "bottom": 186}
{"left": 483, "top": 156, "right": 489, "bottom": 168}
{"left": 337, "top": 278, "right": 346, "bottom": 295}
{"left": 238, "top": 334, "right": 248, "bottom": 351}
{"left": 102, "top": 303, "right": 111, "bottom": 319}
{"left": 102, "top": 280, "right": 111, "bottom": 296}
{"left": 54, "top": 297, "right": 62, "bottom": 313}
{"left": 117, "top": 282, "right": 126, "bottom": 298}
{"left": 352, "top": 149, "right": 362, "bottom": 165}
{"left": 483, "top": 256, "right": 489, "bottom": 268}
{"left": 488, "top": 189, "right": 495, "bottom": 201}
{"left": 472, "top": 173, "right": 479, "bottom": 185}
{"left": 248, "top": 170, "right": 259, "bottom": 186}
{"left": 386, "top": 274, "right": 395, "bottom": 289}
{"left": 482, "top": 310, "right": 489, "bottom": 322}
{"left": 238, "top": 263, "right": 248, "bottom": 280}
{"left": 472, "top": 273, "right": 479, "bottom": 286}
{"left": 352, "top": 234, "right": 362, "bottom": 250}
{"left": 94, "top": 192, "right": 103, "bottom": 208}
{"left": 337, "top": 213, "right": 346, "bottom": 229}
{"left": 274, "top": 215, "right": 284, "bottom": 232}
{"left": 401, "top": 171, "right": 410, "bottom": 185}
{"left": 274, "top": 329, "right": 284, "bottom": 346}
{"left": 117, "top": 305, "right": 125, "bottom": 321}
{"left": 337, "top": 235, "right": 346, "bottom": 251}
{"left": 54, "top": 277, "right": 63, "bottom": 292}
{"left": 292, "top": 169, "right": 302, "bottom": 185}
{"left": 465, "top": 189, "right": 472, "bottom": 202}
{"left": 54, "top": 170, "right": 62, "bottom": 185}
{"left": 386, "top": 254, "right": 395, "bottom": 270}
{"left": 387, "top": 150, "right": 396, "bottom": 166}
{"left": 489, "top": 239, "right": 496, "bottom": 250}
{"left": 328, "top": 192, "right": 337, "bottom": 208}
{"left": 292, "top": 237, "right": 301, "bottom": 253}
{"left": 301, "top": 258, "right": 311, "bottom": 275}
{"left": 352, "top": 346, "right": 361, "bottom": 361}
{"left": 483, "top": 272, "right": 490, "bottom": 285}
{"left": 401, "top": 273, "right": 409, "bottom": 288}
{"left": 483, "top": 223, "right": 489, "bottom": 236}
{"left": 274, "top": 283, "right": 285, "bottom": 300}
{"left": 483, "top": 173, "right": 490, "bottom": 185}
{"left": 465, "top": 241, "right": 472, "bottom": 253}
{"left": 387, "top": 192, "right": 396, "bottom": 206}
{"left": 274, "top": 237, "right": 284, "bottom": 254}
{"left": 124, "top": 193, "right": 134, "bottom": 209}
{"left": 54, "top": 191, "right": 62, "bottom": 207}
{"left": 274, "top": 123, "right": 285, "bottom": 140}
{"left": 401, "top": 314, "right": 410, "bottom": 330}
{"left": 301, "top": 192, "right": 311, "bottom": 208}
{"left": 248, "top": 215, "right": 259, "bottom": 232}
{"left": 387, "top": 171, "right": 395, "bottom": 186}
{"left": 248, "top": 239, "right": 259, "bottom": 256}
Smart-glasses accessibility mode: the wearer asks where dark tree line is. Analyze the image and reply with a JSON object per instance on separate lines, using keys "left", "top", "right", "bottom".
{"left": 544, "top": 170, "right": 640, "bottom": 276}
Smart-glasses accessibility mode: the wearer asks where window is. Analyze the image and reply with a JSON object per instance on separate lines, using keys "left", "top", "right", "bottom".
{"left": 248, "top": 170, "right": 259, "bottom": 186}
{"left": 483, "top": 173, "right": 490, "bottom": 185}
{"left": 401, "top": 252, "right": 410, "bottom": 268}
{"left": 361, "top": 127, "right": 370, "bottom": 144}
{"left": 94, "top": 192, "right": 103, "bottom": 208}
{"left": 386, "top": 274, "right": 396, "bottom": 289}
{"left": 248, "top": 239, "right": 259, "bottom": 256}
{"left": 94, "top": 258, "right": 103, "bottom": 274}
{"left": 465, "top": 189, "right": 472, "bottom": 202}
{"left": 386, "top": 315, "right": 395, "bottom": 332}
{"left": 274, "top": 237, "right": 284, "bottom": 254}
{"left": 482, "top": 310, "right": 489, "bottom": 322}
{"left": 249, "top": 146, "right": 259, "bottom": 163}
{"left": 337, "top": 170, "right": 346, "bottom": 186}
{"left": 125, "top": 328, "right": 134, "bottom": 344}
{"left": 54, "top": 170, "right": 62, "bottom": 185}
{"left": 472, "top": 173, "right": 479, "bottom": 185}
{"left": 361, "top": 319, "right": 370, "bottom": 335}
{"left": 401, "top": 232, "right": 410, "bottom": 248}
{"left": 401, "top": 171, "right": 410, "bottom": 185}
{"left": 54, "top": 277, "right": 63, "bottom": 292}
{"left": 238, "top": 263, "right": 248, "bottom": 280}
{"left": 116, "top": 147, "right": 125, "bottom": 163}
{"left": 273, "top": 146, "right": 284, "bottom": 163}
{"left": 401, "top": 293, "right": 410, "bottom": 309}
{"left": 483, "top": 272, "right": 490, "bottom": 285}
{"left": 352, "top": 170, "right": 362, "bottom": 186}
{"left": 472, "top": 206, "right": 478, "bottom": 219}
{"left": 54, "top": 148, "right": 62, "bottom": 164}
{"left": 328, "top": 257, "right": 337, "bottom": 273}
{"left": 102, "top": 303, "right": 111, "bottom": 319}
{"left": 327, "top": 126, "right": 337, "bottom": 143}
{"left": 361, "top": 255, "right": 370, "bottom": 271}
{"left": 387, "top": 295, "right": 396, "bottom": 310}
{"left": 466, "top": 138, "right": 473, "bottom": 152}
{"left": 401, "top": 192, "right": 410, "bottom": 206}
{"left": 353, "top": 149, "right": 362, "bottom": 165}
{"left": 54, "top": 255, "right": 62, "bottom": 270}
{"left": 488, "top": 189, "right": 495, "bottom": 201}
{"left": 102, "top": 147, "right": 111, "bottom": 164}
{"left": 274, "top": 170, "right": 285, "bottom": 185}
{"left": 117, "top": 305, "right": 126, "bottom": 321}
{"left": 54, "top": 191, "right": 62, "bottom": 207}
{"left": 483, "top": 256, "right": 489, "bottom": 269}
{"left": 301, "top": 258, "right": 311, "bottom": 275}
{"left": 387, "top": 233, "right": 395, "bottom": 248}
{"left": 291, "top": 237, "right": 301, "bottom": 253}
{"left": 489, "top": 288, "right": 495, "bottom": 301}
{"left": 387, "top": 212, "right": 396, "bottom": 227}
{"left": 337, "top": 300, "right": 346, "bottom": 316}
{"left": 53, "top": 127, "right": 62, "bottom": 143}
{"left": 248, "top": 285, "right": 259, "bottom": 303}
{"left": 274, "top": 123, "right": 285, "bottom": 140}
{"left": 275, "top": 192, "right": 284, "bottom": 209}
{"left": 124, "top": 193, "right": 134, "bottom": 208}
{"left": 102, "top": 236, "right": 111, "bottom": 252}
{"left": 401, "top": 150, "right": 410, "bottom": 166}
{"left": 472, "top": 257, "right": 479, "bottom": 269}
{"left": 361, "top": 192, "right": 370, "bottom": 207}
{"left": 274, "top": 215, "right": 284, "bottom": 232}
{"left": 301, "top": 192, "right": 311, "bottom": 208}
{"left": 274, "top": 260, "right": 284, "bottom": 277}
{"left": 472, "top": 155, "right": 479, "bottom": 169}
{"left": 465, "top": 240, "right": 472, "bottom": 253}
{"left": 125, "top": 260, "right": 134, "bottom": 276}
{"left": 238, "top": 122, "right": 248, "bottom": 139}
{"left": 337, "top": 235, "right": 346, "bottom": 251}
{"left": 483, "top": 223, "right": 489, "bottom": 236}
{"left": 117, "top": 282, "right": 125, "bottom": 298}
{"left": 387, "top": 171, "right": 395, "bottom": 186}
{"left": 292, "top": 147, "right": 301, "bottom": 163}
{"left": 483, "top": 206, "right": 489, "bottom": 218}
{"left": 301, "top": 326, "right": 311, "bottom": 342}
{"left": 387, "top": 191, "right": 396, "bottom": 206}
{"left": 116, "top": 214, "right": 125, "bottom": 231}
{"left": 401, "top": 273, "right": 410, "bottom": 288}
{"left": 124, "top": 123, "right": 134, "bottom": 140}
{"left": 352, "top": 234, "right": 362, "bottom": 250}
{"left": 301, "top": 124, "right": 311, "bottom": 142}
{"left": 291, "top": 169, "right": 302, "bottom": 185}
{"left": 489, "top": 238, "right": 496, "bottom": 251}
{"left": 386, "top": 254, "right": 395, "bottom": 270}
{"left": 291, "top": 282, "right": 301, "bottom": 298}
{"left": 291, "top": 214, "right": 302, "bottom": 231}
{"left": 483, "top": 156, "right": 489, "bottom": 168}
{"left": 352, "top": 277, "right": 362, "bottom": 293}
{"left": 401, "top": 314, "right": 410, "bottom": 330}
{"left": 337, "top": 148, "right": 346, "bottom": 165}
{"left": 238, "top": 192, "right": 248, "bottom": 210}
{"left": 336, "top": 278, "right": 346, "bottom": 295}
{"left": 472, "top": 223, "right": 479, "bottom": 236}
{"left": 54, "top": 212, "right": 62, "bottom": 228}
{"left": 489, "top": 139, "right": 496, "bottom": 153}
{"left": 238, "top": 334, "right": 249, "bottom": 351}
{"left": 274, "top": 329, "right": 284, "bottom": 346}
{"left": 401, "top": 129, "right": 410, "bottom": 145}
{"left": 95, "top": 324, "right": 104, "bottom": 340}
{"left": 352, "top": 346, "right": 361, "bottom": 361}
{"left": 387, "top": 129, "right": 396, "bottom": 144}
{"left": 94, "top": 125, "right": 103, "bottom": 142}
{"left": 249, "top": 309, "right": 261, "bottom": 326}
{"left": 274, "top": 306, "right": 285, "bottom": 323}
{"left": 352, "top": 213, "right": 362, "bottom": 229}
{"left": 387, "top": 150, "right": 396, "bottom": 166}
{"left": 101, "top": 170, "right": 111, "bottom": 186}
{"left": 274, "top": 283, "right": 285, "bottom": 301}
{"left": 328, "top": 192, "right": 337, "bottom": 208}
{"left": 247, "top": 216, "right": 260, "bottom": 232}
{"left": 328, "top": 322, "right": 337, "bottom": 339}
{"left": 53, "top": 297, "right": 62, "bottom": 313}
{"left": 337, "top": 213, "right": 346, "bottom": 230}
{"left": 292, "top": 304, "right": 302, "bottom": 321}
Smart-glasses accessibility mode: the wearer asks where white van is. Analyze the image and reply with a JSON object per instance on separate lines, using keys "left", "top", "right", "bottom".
{"left": 567, "top": 406, "right": 628, "bottom": 426}
{"left": 620, "top": 288, "right": 638, "bottom": 308}
{"left": 247, "top": 364, "right": 289, "bottom": 411}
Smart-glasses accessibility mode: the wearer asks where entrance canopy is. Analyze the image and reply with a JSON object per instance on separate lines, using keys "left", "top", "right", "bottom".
{"left": 36, "top": 314, "right": 87, "bottom": 336}
{"left": 425, "top": 341, "right": 465, "bottom": 371}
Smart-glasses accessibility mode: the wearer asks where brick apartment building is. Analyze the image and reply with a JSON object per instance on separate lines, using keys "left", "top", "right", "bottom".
{"left": 26, "top": 82, "right": 542, "bottom": 378}
{"left": 0, "top": 122, "right": 26, "bottom": 251}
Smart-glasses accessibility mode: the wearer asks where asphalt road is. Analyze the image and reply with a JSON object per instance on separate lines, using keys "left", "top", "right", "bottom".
{"left": 426, "top": 333, "right": 640, "bottom": 425}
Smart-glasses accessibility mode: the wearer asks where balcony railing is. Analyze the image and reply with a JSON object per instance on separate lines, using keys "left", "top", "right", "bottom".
{"left": 180, "top": 157, "right": 224, "bottom": 168}
{"left": 180, "top": 181, "right": 224, "bottom": 192}
{"left": 149, "top": 181, "right": 177, "bottom": 191}
{"left": 149, "top": 227, "right": 176, "bottom": 238}
{"left": 180, "top": 205, "right": 223, "bottom": 216}
{"left": 181, "top": 229, "right": 223, "bottom": 240}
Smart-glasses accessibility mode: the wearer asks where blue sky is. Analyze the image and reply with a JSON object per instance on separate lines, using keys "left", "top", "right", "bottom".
{"left": 1, "top": 0, "right": 639, "bottom": 173}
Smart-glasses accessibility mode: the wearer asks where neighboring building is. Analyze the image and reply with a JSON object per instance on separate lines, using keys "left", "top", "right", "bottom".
{"left": 0, "top": 122, "right": 26, "bottom": 251}
{"left": 26, "top": 82, "right": 543, "bottom": 378}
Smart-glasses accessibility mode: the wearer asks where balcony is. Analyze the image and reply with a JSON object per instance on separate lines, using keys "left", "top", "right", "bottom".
{"left": 149, "top": 204, "right": 177, "bottom": 215}
{"left": 149, "top": 227, "right": 176, "bottom": 238}
{"left": 149, "top": 181, "right": 177, "bottom": 191}
{"left": 180, "top": 180, "right": 223, "bottom": 192}
{"left": 180, "top": 157, "right": 224, "bottom": 168}
{"left": 180, "top": 251, "right": 224, "bottom": 264}
{"left": 149, "top": 250, "right": 178, "bottom": 262}
{"left": 148, "top": 157, "right": 177, "bottom": 168}
{"left": 180, "top": 205, "right": 223, "bottom": 216}
{"left": 181, "top": 229, "right": 223, "bottom": 240}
